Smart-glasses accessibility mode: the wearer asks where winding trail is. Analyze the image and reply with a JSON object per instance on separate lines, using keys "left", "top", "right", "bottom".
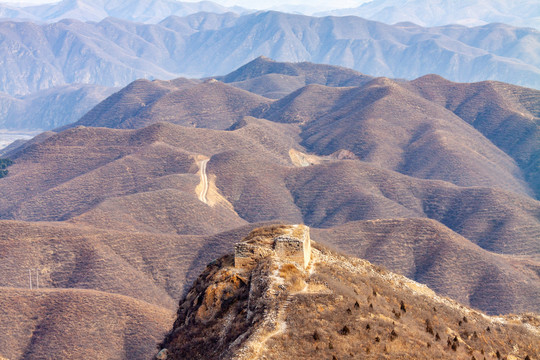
{"left": 198, "top": 159, "right": 209, "bottom": 204}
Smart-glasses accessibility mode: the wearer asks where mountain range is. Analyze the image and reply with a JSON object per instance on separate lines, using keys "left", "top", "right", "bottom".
{"left": 0, "top": 84, "right": 116, "bottom": 129}
{"left": 0, "top": 59, "right": 538, "bottom": 359}
{"left": 2, "top": 0, "right": 539, "bottom": 31}
{"left": 0, "top": 8, "right": 538, "bottom": 132}
{"left": 319, "top": 0, "right": 540, "bottom": 29}
{"left": 0, "top": 0, "right": 247, "bottom": 23}
{"left": 0, "top": 11, "right": 538, "bottom": 99}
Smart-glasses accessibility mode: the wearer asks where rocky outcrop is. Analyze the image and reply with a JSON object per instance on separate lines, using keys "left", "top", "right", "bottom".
{"left": 157, "top": 224, "right": 540, "bottom": 360}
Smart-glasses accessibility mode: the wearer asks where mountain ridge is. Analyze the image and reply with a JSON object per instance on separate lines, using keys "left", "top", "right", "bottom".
{"left": 157, "top": 225, "right": 540, "bottom": 359}
{"left": 0, "top": 0, "right": 247, "bottom": 23}
{"left": 0, "top": 58, "right": 539, "bottom": 359}
{"left": 318, "top": 0, "right": 540, "bottom": 29}
{"left": 0, "top": 11, "right": 538, "bottom": 99}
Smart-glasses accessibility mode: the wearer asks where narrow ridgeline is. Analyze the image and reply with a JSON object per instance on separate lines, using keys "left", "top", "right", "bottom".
{"left": 156, "top": 225, "right": 540, "bottom": 360}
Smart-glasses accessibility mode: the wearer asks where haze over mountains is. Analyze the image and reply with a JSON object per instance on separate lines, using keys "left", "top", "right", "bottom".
{"left": 319, "top": 0, "right": 540, "bottom": 29}
{"left": 2, "top": 0, "right": 539, "bottom": 30}
{"left": 0, "top": 84, "right": 117, "bottom": 129}
{"left": 0, "top": 2, "right": 538, "bottom": 134}
{"left": 0, "top": 0, "right": 247, "bottom": 23}
{"left": 0, "top": 10, "right": 539, "bottom": 133}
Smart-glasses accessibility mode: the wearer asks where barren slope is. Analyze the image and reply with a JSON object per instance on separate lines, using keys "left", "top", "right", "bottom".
{"left": 410, "top": 75, "right": 540, "bottom": 198}
{"left": 158, "top": 227, "right": 540, "bottom": 359}
{"left": 1, "top": 116, "right": 539, "bottom": 314}
{"left": 218, "top": 56, "right": 374, "bottom": 98}
{"left": 0, "top": 287, "right": 173, "bottom": 360}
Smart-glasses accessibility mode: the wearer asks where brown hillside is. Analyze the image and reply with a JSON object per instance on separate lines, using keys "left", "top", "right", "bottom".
{"left": 0, "top": 220, "right": 195, "bottom": 308}
{"left": 410, "top": 75, "right": 540, "bottom": 198}
{"left": 1, "top": 119, "right": 539, "bottom": 314}
{"left": 74, "top": 188, "right": 246, "bottom": 235}
{"left": 312, "top": 218, "right": 540, "bottom": 314}
{"left": 218, "top": 56, "right": 374, "bottom": 98}
{"left": 0, "top": 120, "right": 298, "bottom": 224}
{"left": 71, "top": 80, "right": 270, "bottom": 130}
{"left": 61, "top": 77, "right": 200, "bottom": 130}
{"left": 260, "top": 78, "right": 533, "bottom": 196}
{"left": 0, "top": 287, "right": 173, "bottom": 360}
{"left": 158, "top": 226, "right": 540, "bottom": 359}
{"left": 286, "top": 160, "right": 540, "bottom": 256}
{"left": 121, "top": 81, "right": 271, "bottom": 130}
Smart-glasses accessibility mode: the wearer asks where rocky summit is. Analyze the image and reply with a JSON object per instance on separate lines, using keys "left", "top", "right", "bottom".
{"left": 157, "top": 225, "right": 540, "bottom": 360}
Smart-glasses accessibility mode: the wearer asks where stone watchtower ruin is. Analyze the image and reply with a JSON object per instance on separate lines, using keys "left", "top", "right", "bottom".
{"left": 234, "top": 224, "right": 311, "bottom": 269}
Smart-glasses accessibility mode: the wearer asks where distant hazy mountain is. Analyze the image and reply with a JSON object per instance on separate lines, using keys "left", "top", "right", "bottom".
{"left": 318, "top": 0, "right": 540, "bottom": 29}
{"left": 0, "top": 84, "right": 116, "bottom": 130}
{"left": 0, "top": 0, "right": 247, "bottom": 23}
{"left": 0, "top": 11, "right": 538, "bottom": 100}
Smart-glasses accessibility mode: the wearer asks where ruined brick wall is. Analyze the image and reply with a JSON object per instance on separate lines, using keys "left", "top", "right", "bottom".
{"left": 234, "top": 242, "right": 272, "bottom": 268}
{"left": 274, "top": 228, "right": 311, "bottom": 268}
{"left": 234, "top": 224, "right": 311, "bottom": 269}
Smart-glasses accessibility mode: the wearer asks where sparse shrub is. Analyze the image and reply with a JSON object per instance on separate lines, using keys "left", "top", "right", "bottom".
{"left": 372, "top": 288, "right": 377, "bottom": 296}
{"left": 329, "top": 342, "right": 333, "bottom": 349}
{"left": 400, "top": 300, "right": 406, "bottom": 313}
{"left": 486, "top": 326, "right": 491, "bottom": 332}
{"left": 346, "top": 308, "right": 352, "bottom": 314}
{"left": 366, "top": 323, "right": 370, "bottom": 330}
{"left": 473, "top": 331, "right": 478, "bottom": 339}
{"left": 339, "top": 326, "right": 350, "bottom": 335}
{"left": 459, "top": 320, "right": 463, "bottom": 326}
{"left": 472, "top": 356, "right": 476, "bottom": 360}
{"left": 375, "top": 336, "right": 380, "bottom": 342}
{"left": 0, "top": 158, "right": 13, "bottom": 169}
{"left": 525, "top": 355, "right": 531, "bottom": 360}
{"left": 0, "top": 158, "right": 13, "bottom": 179}
{"left": 435, "top": 332, "right": 441, "bottom": 341}
{"left": 332, "top": 356, "right": 338, "bottom": 360}
{"left": 366, "top": 346, "right": 370, "bottom": 353}
{"left": 354, "top": 301, "right": 360, "bottom": 309}
{"left": 369, "top": 303, "right": 373, "bottom": 310}
{"left": 463, "top": 316, "right": 468, "bottom": 323}
{"left": 390, "top": 329, "right": 397, "bottom": 341}
{"left": 427, "top": 342, "right": 431, "bottom": 348}
{"left": 313, "top": 330, "right": 320, "bottom": 341}
{"left": 392, "top": 309, "right": 401, "bottom": 319}
{"left": 425, "top": 319, "right": 434, "bottom": 334}
{"left": 496, "top": 350, "right": 501, "bottom": 359}
{"left": 451, "top": 343, "right": 457, "bottom": 351}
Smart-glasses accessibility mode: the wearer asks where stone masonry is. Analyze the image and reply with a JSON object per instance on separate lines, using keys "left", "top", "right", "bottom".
{"left": 234, "top": 224, "right": 311, "bottom": 269}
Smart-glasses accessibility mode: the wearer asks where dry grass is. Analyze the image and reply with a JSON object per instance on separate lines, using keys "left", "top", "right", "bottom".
{"left": 161, "top": 241, "right": 540, "bottom": 359}
{"left": 0, "top": 287, "right": 174, "bottom": 360}
{"left": 0, "top": 59, "right": 538, "bottom": 358}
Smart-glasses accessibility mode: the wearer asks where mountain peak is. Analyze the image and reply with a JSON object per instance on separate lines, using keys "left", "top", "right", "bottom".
{"left": 156, "top": 224, "right": 540, "bottom": 360}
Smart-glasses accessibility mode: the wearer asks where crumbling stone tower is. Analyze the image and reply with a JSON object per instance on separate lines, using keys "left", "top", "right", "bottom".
{"left": 234, "top": 224, "right": 311, "bottom": 269}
